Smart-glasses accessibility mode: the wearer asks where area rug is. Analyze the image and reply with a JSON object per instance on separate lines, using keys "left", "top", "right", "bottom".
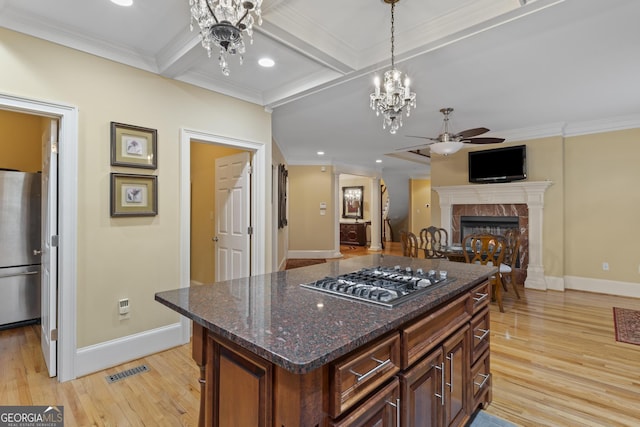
{"left": 469, "top": 410, "right": 517, "bottom": 427}
{"left": 613, "top": 307, "right": 640, "bottom": 345}
{"left": 285, "top": 258, "right": 326, "bottom": 270}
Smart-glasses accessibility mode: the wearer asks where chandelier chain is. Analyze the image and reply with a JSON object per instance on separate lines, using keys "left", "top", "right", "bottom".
{"left": 390, "top": 2, "right": 395, "bottom": 69}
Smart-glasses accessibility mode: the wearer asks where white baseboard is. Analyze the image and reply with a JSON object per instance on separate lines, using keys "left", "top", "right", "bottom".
{"left": 287, "top": 250, "right": 336, "bottom": 259}
{"left": 564, "top": 276, "right": 640, "bottom": 298}
{"left": 543, "top": 275, "right": 566, "bottom": 291}
{"left": 190, "top": 280, "right": 203, "bottom": 286}
{"left": 75, "top": 322, "right": 187, "bottom": 377}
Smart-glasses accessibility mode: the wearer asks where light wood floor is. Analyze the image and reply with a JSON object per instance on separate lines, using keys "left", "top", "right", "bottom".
{"left": 2, "top": 244, "right": 639, "bottom": 426}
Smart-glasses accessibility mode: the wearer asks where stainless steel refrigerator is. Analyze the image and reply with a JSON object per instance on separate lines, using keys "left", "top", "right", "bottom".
{"left": 0, "top": 170, "right": 41, "bottom": 328}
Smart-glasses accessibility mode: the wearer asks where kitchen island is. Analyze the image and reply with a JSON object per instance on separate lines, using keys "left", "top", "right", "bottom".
{"left": 155, "top": 254, "right": 496, "bottom": 427}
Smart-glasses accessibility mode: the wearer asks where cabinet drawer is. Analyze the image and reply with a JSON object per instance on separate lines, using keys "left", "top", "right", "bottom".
{"left": 470, "top": 350, "right": 491, "bottom": 409}
{"left": 401, "top": 294, "right": 470, "bottom": 368}
{"left": 469, "top": 281, "right": 490, "bottom": 314}
{"left": 329, "top": 333, "right": 401, "bottom": 417}
{"left": 331, "top": 377, "right": 400, "bottom": 427}
{"left": 470, "top": 306, "right": 490, "bottom": 363}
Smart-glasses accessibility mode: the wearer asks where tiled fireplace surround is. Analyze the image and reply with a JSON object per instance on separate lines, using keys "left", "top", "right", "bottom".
{"left": 434, "top": 181, "right": 552, "bottom": 289}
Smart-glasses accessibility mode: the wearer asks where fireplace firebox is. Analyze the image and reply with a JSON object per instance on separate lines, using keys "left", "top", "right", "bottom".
{"left": 460, "top": 216, "right": 519, "bottom": 243}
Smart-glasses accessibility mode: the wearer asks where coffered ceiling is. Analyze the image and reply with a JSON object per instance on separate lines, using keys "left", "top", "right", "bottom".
{"left": 2, "top": 0, "right": 639, "bottom": 175}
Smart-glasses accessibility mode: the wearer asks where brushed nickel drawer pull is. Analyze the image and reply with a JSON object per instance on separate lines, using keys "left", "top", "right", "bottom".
{"left": 474, "top": 373, "right": 490, "bottom": 389}
{"left": 474, "top": 328, "right": 490, "bottom": 341}
{"left": 446, "top": 353, "right": 454, "bottom": 391}
{"left": 349, "top": 357, "right": 392, "bottom": 383}
{"left": 434, "top": 363, "right": 445, "bottom": 406}
{"left": 473, "top": 292, "right": 489, "bottom": 304}
{"left": 386, "top": 398, "right": 401, "bottom": 426}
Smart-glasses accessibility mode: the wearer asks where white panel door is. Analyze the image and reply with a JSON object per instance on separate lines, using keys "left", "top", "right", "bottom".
{"left": 41, "top": 118, "right": 58, "bottom": 377}
{"left": 215, "top": 152, "right": 250, "bottom": 281}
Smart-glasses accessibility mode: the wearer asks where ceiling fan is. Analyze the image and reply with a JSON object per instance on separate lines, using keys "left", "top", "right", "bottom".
{"left": 401, "top": 108, "right": 505, "bottom": 155}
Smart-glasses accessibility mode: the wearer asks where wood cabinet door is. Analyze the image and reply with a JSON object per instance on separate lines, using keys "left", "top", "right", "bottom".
{"left": 442, "top": 325, "right": 469, "bottom": 427}
{"left": 206, "top": 335, "right": 273, "bottom": 427}
{"left": 399, "top": 349, "right": 443, "bottom": 427}
{"left": 331, "top": 378, "right": 400, "bottom": 427}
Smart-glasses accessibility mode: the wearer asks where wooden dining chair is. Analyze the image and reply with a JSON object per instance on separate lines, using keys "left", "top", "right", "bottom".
{"left": 499, "top": 229, "right": 521, "bottom": 299}
{"left": 462, "top": 233, "right": 507, "bottom": 312}
{"left": 400, "top": 230, "right": 420, "bottom": 258}
{"left": 418, "top": 226, "right": 449, "bottom": 259}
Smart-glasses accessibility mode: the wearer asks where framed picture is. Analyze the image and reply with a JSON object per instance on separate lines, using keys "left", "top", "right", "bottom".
{"left": 342, "top": 186, "right": 364, "bottom": 220}
{"left": 110, "top": 173, "right": 158, "bottom": 217}
{"left": 110, "top": 122, "right": 157, "bottom": 169}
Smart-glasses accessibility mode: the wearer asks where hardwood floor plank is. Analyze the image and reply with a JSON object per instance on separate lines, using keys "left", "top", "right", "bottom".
{"left": 1, "top": 246, "right": 639, "bottom": 426}
{"left": 487, "top": 288, "right": 640, "bottom": 426}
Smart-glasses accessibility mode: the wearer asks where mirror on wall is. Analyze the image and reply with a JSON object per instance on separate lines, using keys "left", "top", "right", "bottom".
{"left": 342, "top": 186, "right": 364, "bottom": 220}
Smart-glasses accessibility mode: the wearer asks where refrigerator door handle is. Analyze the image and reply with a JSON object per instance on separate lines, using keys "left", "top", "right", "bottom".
{"left": 0, "top": 271, "right": 39, "bottom": 279}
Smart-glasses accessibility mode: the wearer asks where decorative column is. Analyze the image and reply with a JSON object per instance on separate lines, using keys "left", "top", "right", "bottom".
{"left": 433, "top": 181, "right": 552, "bottom": 289}
{"left": 369, "top": 176, "right": 382, "bottom": 251}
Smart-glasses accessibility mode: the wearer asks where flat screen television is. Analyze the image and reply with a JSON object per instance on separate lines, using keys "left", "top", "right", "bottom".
{"left": 468, "top": 144, "right": 527, "bottom": 183}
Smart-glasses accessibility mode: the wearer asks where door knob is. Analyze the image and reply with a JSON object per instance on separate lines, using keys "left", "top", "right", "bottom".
{"left": 33, "top": 249, "right": 42, "bottom": 255}
{"left": 212, "top": 237, "right": 219, "bottom": 242}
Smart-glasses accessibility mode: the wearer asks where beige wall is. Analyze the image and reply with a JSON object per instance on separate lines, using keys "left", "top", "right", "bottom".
{"left": 288, "top": 165, "right": 334, "bottom": 251}
{"left": 0, "top": 110, "right": 43, "bottom": 172}
{"left": 565, "top": 128, "right": 640, "bottom": 284}
{"left": 0, "top": 28, "right": 272, "bottom": 348}
{"left": 410, "top": 179, "right": 431, "bottom": 234}
{"left": 190, "top": 142, "right": 244, "bottom": 284}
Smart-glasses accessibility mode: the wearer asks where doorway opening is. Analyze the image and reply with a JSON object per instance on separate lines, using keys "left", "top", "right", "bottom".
{"left": 0, "top": 93, "right": 79, "bottom": 382}
{"left": 178, "top": 128, "right": 268, "bottom": 340}
{"left": 189, "top": 142, "right": 252, "bottom": 285}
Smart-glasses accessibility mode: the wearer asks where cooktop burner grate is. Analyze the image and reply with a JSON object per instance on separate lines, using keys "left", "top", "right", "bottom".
{"left": 300, "top": 265, "right": 455, "bottom": 308}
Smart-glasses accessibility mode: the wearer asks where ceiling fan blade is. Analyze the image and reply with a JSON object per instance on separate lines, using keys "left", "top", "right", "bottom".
{"left": 454, "top": 127, "right": 490, "bottom": 139}
{"left": 408, "top": 149, "right": 430, "bottom": 158}
{"left": 404, "top": 135, "right": 440, "bottom": 141}
{"left": 395, "top": 140, "right": 435, "bottom": 151}
{"left": 463, "top": 137, "right": 506, "bottom": 144}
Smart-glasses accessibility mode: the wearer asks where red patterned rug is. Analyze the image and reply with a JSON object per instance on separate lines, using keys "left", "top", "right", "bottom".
{"left": 613, "top": 307, "right": 640, "bottom": 345}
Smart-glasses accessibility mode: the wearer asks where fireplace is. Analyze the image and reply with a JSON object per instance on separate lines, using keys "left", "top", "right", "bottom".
{"left": 433, "top": 181, "right": 552, "bottom": 289}
{"left": 460, "top": 216, "right": 519, "bottom": 242}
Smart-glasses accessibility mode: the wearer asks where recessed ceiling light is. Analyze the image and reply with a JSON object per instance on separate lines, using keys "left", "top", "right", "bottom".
{"left": 111, "top": 0, "right": 133, "bottom": 6}
{"left": 317, "top": 151, "right": 325, "bottom": 156}
{"left": 376, "top": 159, "right": 382, "bottom": 163}
{"left": 258, "top": 58, "right": 275, "bottom": 68}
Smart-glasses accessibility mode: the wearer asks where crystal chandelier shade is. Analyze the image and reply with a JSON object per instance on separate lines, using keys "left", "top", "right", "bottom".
{"left": 370, "top": 0, "right": 416, "bottom": 134}
{"left": 189, "top": 0, "right": 263, "bottom": 76}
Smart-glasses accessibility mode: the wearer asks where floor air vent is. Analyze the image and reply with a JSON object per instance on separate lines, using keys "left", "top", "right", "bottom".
{"left": 106, "top": 364, "right": 149, "bottom": 383}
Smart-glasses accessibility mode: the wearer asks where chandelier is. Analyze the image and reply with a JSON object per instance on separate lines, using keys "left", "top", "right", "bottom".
{"left": 189, "top": 0, "right": 263, "bottom": 76}
{"left": 370, "top": 0, "right": 416, "bottom": 134}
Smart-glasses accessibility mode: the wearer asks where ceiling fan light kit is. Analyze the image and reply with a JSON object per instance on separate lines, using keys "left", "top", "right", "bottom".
{"left": 429, "top": 140, "right": 465, "bottom": 156}
{"left": 189, "top": 0, "right": 263, "bottom": 76}
{"left": 370, "top": 0, "right": 416, "bottom": 135}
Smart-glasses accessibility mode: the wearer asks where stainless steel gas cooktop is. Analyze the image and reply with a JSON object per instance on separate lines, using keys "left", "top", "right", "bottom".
{"left": 300, "top": 265, "right": 455, "bottom": 308}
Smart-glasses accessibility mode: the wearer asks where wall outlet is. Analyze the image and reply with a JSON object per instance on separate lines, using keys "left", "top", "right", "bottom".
{"left": 119, "top": 298, "right": 130, "bottom": 315}
{"left": 602, "top": 262, "right": 609, "bottom": 271}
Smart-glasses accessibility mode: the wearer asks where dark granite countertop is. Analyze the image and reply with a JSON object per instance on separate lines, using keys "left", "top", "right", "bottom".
{"left": 155, "top": 254, "right": 496, "bottom": 374}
